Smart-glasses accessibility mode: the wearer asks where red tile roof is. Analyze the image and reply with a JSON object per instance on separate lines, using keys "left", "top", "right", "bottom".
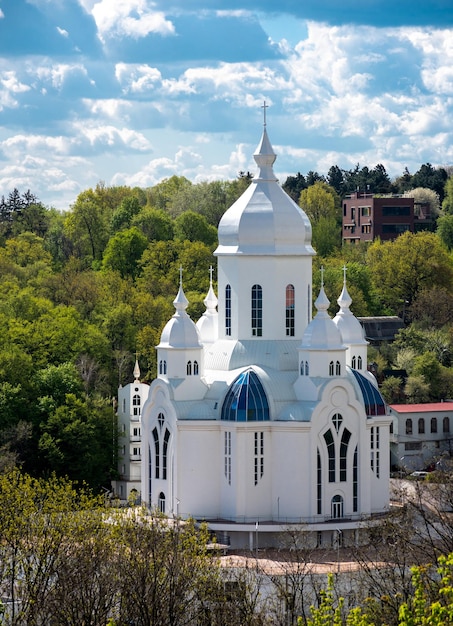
{"left": 389, "top": 403, "right": 453, "bottom": 413}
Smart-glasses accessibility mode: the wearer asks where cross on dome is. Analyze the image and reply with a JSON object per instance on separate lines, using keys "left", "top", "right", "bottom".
{"left": 261, "top": 100, "right": 268, "bottom": 127}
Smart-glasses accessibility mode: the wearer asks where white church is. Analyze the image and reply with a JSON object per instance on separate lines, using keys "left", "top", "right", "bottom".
{"left": 132, "top": 120, "right": 391, "bottom": 549}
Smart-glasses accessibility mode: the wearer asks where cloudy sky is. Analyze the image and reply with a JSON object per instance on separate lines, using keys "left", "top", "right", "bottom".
{"left": 1, "top": 0, "right": 453, "bottom": 210}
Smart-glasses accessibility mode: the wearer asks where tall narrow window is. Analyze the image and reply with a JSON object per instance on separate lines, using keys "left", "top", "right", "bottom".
{"left": 353, "top": 446, "right": 358, "bottom": 512}
{"left": 162, "top": 429, "right": 170, "bottom": 480}
{"left": 324, "top": 429, "right": 335, "bottom": 482}
{"left": 406, "top": 419, "right": 412, "bottom": 435}
{"left": 158, "top": 492, "right": 165, "bottom": 514}
{"left": 336, "top": 361, "right": 341, "bottom": 375}
{"left": 352, "top": 356, "right": 356, "bottom": 369}
{"left": 431, "top": 417, "right": 438, "bottom": 434}
{"left": 225, "top": 284, "right": 232, "bottom": 336}
{"left": 193, "top": 360, "right": 199, "bottom": 375}
{"left": 329, "top": 361, "right": 334, "bottom": 376}
{"left": 305, "top": 361, "right": 309, "bottom": 376}
{"left": 186, "top": 361, "right": 192, "bottom": 375}
{"left": 357, "top": 356, "right": 363, "bottom": 370}
{"left": 254, "top": 432, "right": 264, "bottom": 485}
{"left": 286, "top": 284, "right": 295, "bottom": 337}
{"left": 340, "top": 429, "right": 351, "bottom": 482}
{"left": 133, "top": 394, "right": 141, "bottom": 416}
{"left": 224, "top": 432, "right": 231, "bottom": 485}
{"left": 418, "top": 418, "right": 425, "bottom": 434}
{"left": 317, "top": 449, "right": 322, "bottom": 514}
{"left": 251, "top": 285, "right": 263, "bottom": 337}
{"left": 444, "top": 416, "right": 450, "bottom": 433}
{"left": 152, "top": 428, "right": 159, "bottom": 479}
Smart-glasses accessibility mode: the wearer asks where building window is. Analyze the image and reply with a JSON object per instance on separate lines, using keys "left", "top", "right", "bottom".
{"left": 357, "top": 356, "right": 362, "bottom": 370}
{"left": 329, "top": 361, "right": 334, "bottom": 376}
{"left": 286, "top": 284, "right": 295, "bottom": 337}
{"left": 159, "top": 360, "right": 167, "bottom": 375}
{"left": 353, "top": 446, "right": 358, "bottom": 512}
{"left": 370, "top": 426, "right": 380, "bottom": 478}
{"left": 152, "top": 428, "right": 159, "bottom": 479}
{"left": 122, "top": 398, "right": 126, "bottom": 413}
{"left": 251, "top": 284, "right": 263, "bottom": 337}
{"left": 187, "top": 361, "right": 192, "bottom": 375}
{"left": 224, "top": 432, "right": 231, "bottom": 485}
{"left": 225, "top": 284, "right": 232, "bottom": 336}
{"left": 133, "top": 394, "right": 141, "bottom": 416}
{"left": 254, "top": 432, "right": 264, "bottom": 485}
{"left": 331, "top": 495, "right": 344, "bottom": 519}
{"left": 317, "top": 449, "right": 322, "bottom": 514}
{"left": 431, "top": 417, "right": 438, "bottom": 434}
{"left": 406, "top": 419, "right": 413, "bottom": 435}
{"left": 158, "top": 412, "right": 165, "bottom": 429}
{"left": 336, "top": 361, "right": 341, "bottom": 375}
{"left": 332, "top": 413, "right": 343, "bottom": 433}
{"left": 163, "top": 429, "right": 170, "bottom": 480}
{"left": 352, "top": 356, "right": 356, "bottom": 369}
{"left": 443, "top": 416, "right": 450, "bottom": 433}
{"left": 158, "top": 492, "right": 165, "bottom": 514}
{"left": 194, "top": 360, "right": 199, "bottom": 375}
{"left": 324, "top": 429, "right": 335, "bottom": 482}
{"left": 418, "top": 418, "right": 425, "bottom": 434}
{"left": 221, "top": 369, "right": 270, "bottom": 421}
{"left": 305, "top": 361, "right": 309, "bottom": 375}
{"left": 361, "top": 206, "right": 371, "bottom": 217}
{"left": 340, "top": 429, "right": 351, "bottom": 482}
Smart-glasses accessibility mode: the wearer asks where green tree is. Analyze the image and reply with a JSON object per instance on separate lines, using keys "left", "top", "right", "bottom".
{"left": 110, "top": 195, "right": 142, "bottom": 233}
{"left": 147, "top": 175, "right": 192, "bottom": 211}
{"left": 437, "top": 213, "right": 453, "bottom": 249}
{"left": 299, "top": 181, "right": 340, "bottom": 224}
{"left": 64, "top": 189, "right": 111, "bottom": 265}
{"left": 132, "top": 206, "right": 175, "bottom": 241}
{"left": 442, "top": 176, "right": 453, "bottom": 214}
{"left": 102, "top": 227, "right": 148, "bottom": 278}
{"left": 367, "top": 231, "right": 453, "bottom": 313}
{"left": 174, "top": 210, "right": 217, "bottom": 246}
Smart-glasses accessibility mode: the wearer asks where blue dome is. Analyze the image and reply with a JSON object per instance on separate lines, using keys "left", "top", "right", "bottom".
{"left": 350, "top": 369, "right": 386, "bottom": 416}
{"left": 221, "top": 369, "right": 270, "bottom": 421}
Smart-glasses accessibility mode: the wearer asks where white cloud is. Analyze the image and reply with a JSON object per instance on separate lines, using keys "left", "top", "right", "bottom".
{"left": 35, "top": 63, "right": 89, "bottom": 90}
{"left": 0, "top": 71, "right": 30, "bottom": 109}
{"left": 56, "top": 26, "right": 69, "bottom": 37}
{"left": 89, "top": 0, "right": 175, "bottom": 42}
{"left": 115, "top": 63, "right": 162, "bottom": 93}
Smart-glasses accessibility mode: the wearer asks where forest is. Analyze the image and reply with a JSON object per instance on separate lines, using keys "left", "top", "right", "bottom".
{"left": 2, "top": 160, "right": 453, "bottom": 491}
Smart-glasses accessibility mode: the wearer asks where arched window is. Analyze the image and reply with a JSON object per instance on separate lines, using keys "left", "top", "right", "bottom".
{"left": 329, "top": 361, "right": 334, "bottom": 376}
{"left": 251, "top": 285, "right": 263, "bottom": 337}
{"left": 221, "top": 369, "right": 270, "bottom": 421}
{"left": 336, "top": 361, "right": 341, "bottom": 375}
{"left": 324, "top": 429, "right": 335, "bottom": 482}
{"left": 332, "top": 413, "right": 343, "bottom": 432}
{"left": 133, "top": 394, "right": 141, "bottom": 416}
{"left": 193, "top": 360, "right": 199, "bottom": 375}
{"left": 418, "top": 418, "right": 425, "bottom": 434}
{"left": 406, "top": 419, "right": 413, "bottom": 435}
{"left": 340, "top": 429, "right": 351, "bottom": 482}
{"left": 431, "top": 417, "right": 438, "bottom": 434}
{"left": 331, "top": 495, "right": 344, "bottom": 519}
{"left": 186, "top": 361, "right": 192, "bottom": 375}
{"left": 351, "top": 356, "right": 356, "bottom": 369}
{"left": 286, "top": 284, "right": 295, "bottom": 337}
{"left": 159, "top": 360, "right": 163, "bottom": 375}
{"left": 357, "top": 356, "right": 363, "bottom": 370}
{"left": 152, "top": 428, "right": 159, "bottom": 479}
{"left": 225, "top": 284, "right": 232, "bottom": 336}
{"left": 305, "top": 361, "right": 309, "bottom": 376}
{"left": 444, "top": 416, "right": 450, "bottom": 433}
{"left": 158, "top": 412, "right": 165, "bottom": 429}
{"left": 353, "top": 446, "right": 358, "bottom": 512}
{"left": 163, "top": 429, "right": 170, "bottom": 480}
{"left": 122, "top": 398, "right": 126, "bottom": 413}
{"left": 158, "top": 492, "right": 165, "bottom": 514}
{"left": 300, "top": 361, "right": 304, "bottom": 375}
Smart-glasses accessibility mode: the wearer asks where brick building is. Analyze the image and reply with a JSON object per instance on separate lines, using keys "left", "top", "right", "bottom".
{"left": 342, "top": 192, "right": 432, "bottom": 244}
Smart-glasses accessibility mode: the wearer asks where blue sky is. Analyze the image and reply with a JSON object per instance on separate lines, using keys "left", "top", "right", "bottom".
{"left": 1, "top": 0, "right": 453, "bottom": 209}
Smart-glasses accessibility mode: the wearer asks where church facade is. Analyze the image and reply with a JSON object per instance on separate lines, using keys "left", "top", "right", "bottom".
{"left": 140, "top": 123, "right": 391, "bottom": 549}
